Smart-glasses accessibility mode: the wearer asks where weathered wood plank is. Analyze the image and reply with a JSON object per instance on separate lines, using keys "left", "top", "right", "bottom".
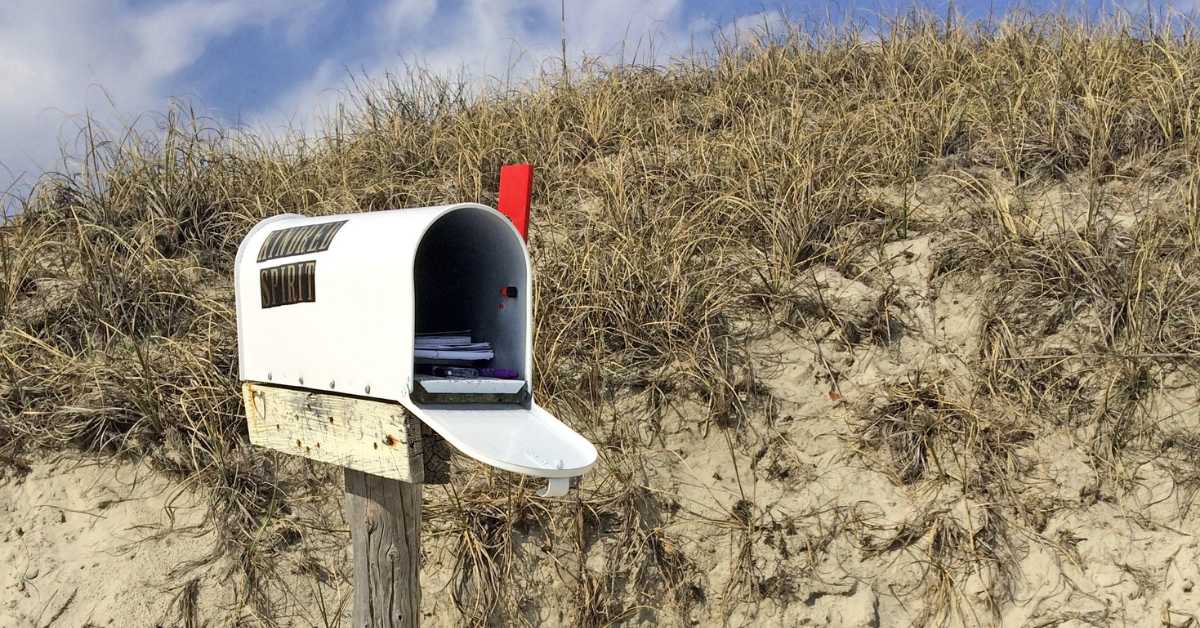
{"left": 242, "top": 382, "right": 424, "bottom": 483}
{"left": 345, "top": 468, "right": 422, "bottom": 628}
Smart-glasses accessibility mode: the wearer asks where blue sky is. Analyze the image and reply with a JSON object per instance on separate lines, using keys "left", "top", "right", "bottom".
{"left": 0, "top": 0, "right": 1194, "bottom": 211}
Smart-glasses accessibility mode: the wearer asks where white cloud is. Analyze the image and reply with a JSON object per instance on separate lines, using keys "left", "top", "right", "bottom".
{"left": 253, "top": 0, "right": 709, "bottom": 135}
{"left": 376, "top": 0, "right": 439, "bottom": 36}
{"left": 129, "top": 1, "right": 274, "bottom": 77}
{"left": 0, "top": 0, "right": 314, "bottom": 208}
{"left": 0, "top": 0, "right": 773, "bottom": 212}
{"left": 717, "top": 10, "right": 789, "bottom": 46}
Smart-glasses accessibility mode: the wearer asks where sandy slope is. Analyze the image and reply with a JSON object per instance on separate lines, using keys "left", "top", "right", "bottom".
{"left": 3, "top": 225, "right": 1200, "bottom": 626}
{"left": 0, "top": 456, "right": 366, "bottom": 627}
{"left": 0, "top": 458, "right": 244, "bottom": 627}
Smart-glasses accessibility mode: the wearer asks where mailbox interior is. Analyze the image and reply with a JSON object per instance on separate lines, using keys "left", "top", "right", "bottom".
{"left": 413, "top": 207, "right": 529, "bottom": 395}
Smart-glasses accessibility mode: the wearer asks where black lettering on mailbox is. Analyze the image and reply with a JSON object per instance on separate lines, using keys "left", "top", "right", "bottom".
{"left": 257, "top": 220, "right": 347, "bottom": 262}
{"left": 260, "top": 260, "right": 316, "bottom": 308}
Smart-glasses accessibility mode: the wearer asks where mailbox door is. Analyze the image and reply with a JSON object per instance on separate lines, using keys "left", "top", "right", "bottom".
{"left": 403, "top": 402, "right": 597, "bottom": 478}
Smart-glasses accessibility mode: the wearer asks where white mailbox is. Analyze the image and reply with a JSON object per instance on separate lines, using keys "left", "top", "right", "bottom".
{"left": 234, "top": 203, "right": 597, "bottom": 495}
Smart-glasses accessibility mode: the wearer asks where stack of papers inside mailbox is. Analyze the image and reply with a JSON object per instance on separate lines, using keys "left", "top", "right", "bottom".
{"left": 415, "top": 332, "right": 494, "bottom": 362}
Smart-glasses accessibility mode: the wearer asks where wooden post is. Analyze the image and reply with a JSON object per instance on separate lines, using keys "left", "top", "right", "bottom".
{"left": 241, "top": 383, "right": 451, "bottom": 627}
{"left": 345, "top": 469, "right": 422, "bottom": 628}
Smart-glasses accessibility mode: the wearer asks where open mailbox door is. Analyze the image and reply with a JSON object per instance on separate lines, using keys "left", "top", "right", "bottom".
{"left": 234, "top": 203, "right": 597, "bottom": 495}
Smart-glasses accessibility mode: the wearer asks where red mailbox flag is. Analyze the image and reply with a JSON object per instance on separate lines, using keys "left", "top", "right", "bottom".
{"left": 497, "top": 163, "right": 533, "bottom": 241}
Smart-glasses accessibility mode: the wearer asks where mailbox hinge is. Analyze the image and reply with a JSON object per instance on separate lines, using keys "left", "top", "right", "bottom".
{"left": 538, "top": 477, "right": 571, "bottom": 498}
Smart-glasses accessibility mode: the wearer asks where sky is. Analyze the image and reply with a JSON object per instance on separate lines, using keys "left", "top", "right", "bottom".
{"left": 0, "top": 0, "right": 1195, "bottom": 213}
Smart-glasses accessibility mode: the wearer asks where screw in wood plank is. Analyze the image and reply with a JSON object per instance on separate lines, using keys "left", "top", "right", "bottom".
{"left": 299, "top": 376, "right": 304, "bottom": 385}
{"left": 329, "top": 380, "right": 336, "bottom": 389}
{"left": 364, "top": 384, "right": 371, "bottom": 394}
